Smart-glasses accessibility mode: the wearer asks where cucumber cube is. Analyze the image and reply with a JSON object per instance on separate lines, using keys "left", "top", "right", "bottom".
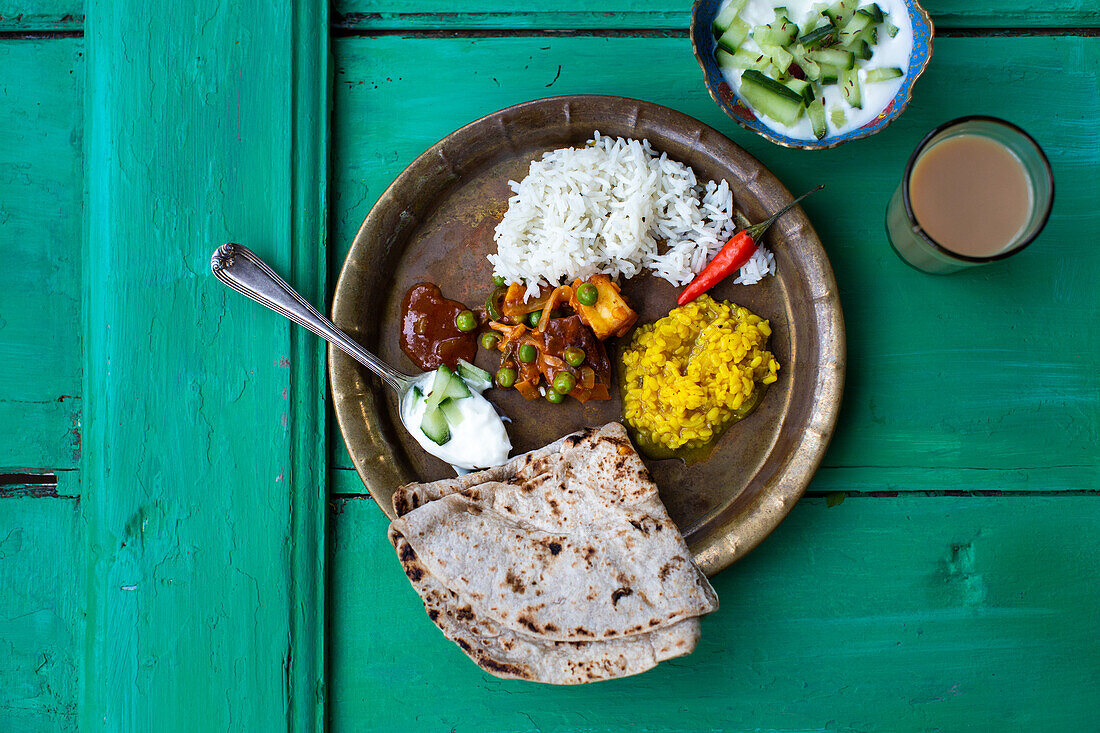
{"left": 420, "top": 405, "right": 451, "bottom": 445}
{"left": 439, "top": 398, "right": 466, "bottom": 428}
{"left": 712, "top": 0, "right": 749, "bottom": 34}
{"left": 807, "top": 97, "right": 828, "bottom": 140}
{"left": 717, "top": 17, "right": 751, "bottom": 52}
{"left": 864, "top": 66, "right": 904, "bottom": 83}
{"left": 739, "top": 69, "right": 806, "bottom": 126}
{"left": 840, "top": 68, "right": 862, "bottom": 108}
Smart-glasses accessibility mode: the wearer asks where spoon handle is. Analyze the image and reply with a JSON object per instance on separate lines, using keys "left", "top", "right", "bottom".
{"left": 210, "top": 243, "right": 409, "bottom": 393}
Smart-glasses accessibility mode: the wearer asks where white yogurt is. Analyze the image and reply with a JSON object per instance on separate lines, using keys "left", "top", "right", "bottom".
{"left": 716, "top": 0, "right": 913, "bottom": 141}
{"left": 400, "top": 370, "right": 512, "bottom": 471}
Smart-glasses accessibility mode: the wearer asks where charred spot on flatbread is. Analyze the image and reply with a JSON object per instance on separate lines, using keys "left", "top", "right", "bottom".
{"left": 517, "top": 615, "right": 541, "bottom": 633}
{"left": 505, "top": 569, "right": 526, "bottom": 594}
{"left": 474, "top": 654, "right": 533, "bottom": 679}
{"left": 562, "top": 427, "right": 597, "bottom": 449}
{"left": 611, "top": 587, "right": 633, "bottom": 606}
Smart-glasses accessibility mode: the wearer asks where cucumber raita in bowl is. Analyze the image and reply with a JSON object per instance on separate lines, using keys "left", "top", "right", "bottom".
{"left": 693, "top": 0, "right": 933, "bottom": 147}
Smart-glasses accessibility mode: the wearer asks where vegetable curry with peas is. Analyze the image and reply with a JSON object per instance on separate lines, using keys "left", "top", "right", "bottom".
{"left": 400, "top": 274, "right": 638, "bottom": 405}
{"left": 485, "top": 274, "right": 636, "bottom": 403}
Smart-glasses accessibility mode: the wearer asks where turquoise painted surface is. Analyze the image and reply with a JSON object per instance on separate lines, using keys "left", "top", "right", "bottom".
{"left": 81, "top": 0, "right": 327, "bottom": 730}
{"left": 0, "top": 498, "right": 82, "bottom": 732}
{"left": 5, "top": 0, "right": 1098, "bottom": 31}
{"left": 0, "top": 1, "right": 81, "bottom": 31}
{"left": 0, "top": 39, "right": 83, "bottom": 473}
{"left": 0, "top": 38, "right": 84, "bottom": 732}
{"left": 333, "top": 0, "right": 1100, "bottom": 28}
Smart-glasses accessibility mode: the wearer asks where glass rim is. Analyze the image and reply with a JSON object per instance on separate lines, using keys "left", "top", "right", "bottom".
{"left": 901, "top": 115, "right": 1055, "bottom": 264}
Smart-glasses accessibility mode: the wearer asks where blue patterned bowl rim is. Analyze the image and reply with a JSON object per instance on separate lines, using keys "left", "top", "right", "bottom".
{"left": 691, "top": 0, "right": 934, "bottom": 150}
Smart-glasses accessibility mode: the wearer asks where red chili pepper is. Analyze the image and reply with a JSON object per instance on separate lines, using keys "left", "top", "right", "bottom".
{"left": 677, "top": 185, "right": 823, "bottom": 306}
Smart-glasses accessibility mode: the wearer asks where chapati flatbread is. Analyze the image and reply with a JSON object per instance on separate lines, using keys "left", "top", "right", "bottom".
{"left": 391, "top": 528, "right": 701, "bottom": 684}
{"left": 390, "top": 422, "right": 718, "bottom": 683}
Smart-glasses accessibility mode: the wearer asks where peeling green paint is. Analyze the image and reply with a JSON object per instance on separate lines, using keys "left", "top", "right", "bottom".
{"left": 81, "top": 1, "right": 327, "bottom": 729}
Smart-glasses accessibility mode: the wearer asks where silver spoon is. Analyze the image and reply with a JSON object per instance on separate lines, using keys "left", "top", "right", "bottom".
{"left": 210, "top": 241, "right": 415, "bottom": 400}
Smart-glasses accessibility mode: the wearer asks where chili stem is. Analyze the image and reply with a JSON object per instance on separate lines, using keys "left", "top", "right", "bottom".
{"left": 744, "top": 184, "right": 825, "bottom": 240}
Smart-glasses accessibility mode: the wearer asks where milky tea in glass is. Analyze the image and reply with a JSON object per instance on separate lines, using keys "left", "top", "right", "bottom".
{"left": 886, "top": 117, "right": 1054, "bottom": 274}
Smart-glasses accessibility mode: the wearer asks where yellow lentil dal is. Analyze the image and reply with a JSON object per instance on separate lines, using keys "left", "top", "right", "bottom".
{"left": 619, "top": 295, "right": 780, "bottom": 451}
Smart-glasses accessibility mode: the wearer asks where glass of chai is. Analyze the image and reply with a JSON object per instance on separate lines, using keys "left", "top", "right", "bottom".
{"left": 886, "top": 116, "right": 1054, "bottom": 274}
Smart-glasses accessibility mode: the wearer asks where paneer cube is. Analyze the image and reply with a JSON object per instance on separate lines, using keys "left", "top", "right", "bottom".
{"left": 569, "top": 275, "right": 638, "bottom": 340}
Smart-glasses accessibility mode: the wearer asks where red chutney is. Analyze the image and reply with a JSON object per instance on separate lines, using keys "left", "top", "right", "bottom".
{"left": 400, "top": 282, "right": 478, "bottom": 371}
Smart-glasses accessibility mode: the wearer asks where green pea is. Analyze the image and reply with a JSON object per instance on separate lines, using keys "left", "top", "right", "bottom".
{"left": 518, "top": 343, "right": 537, "bottom": 363}
{"left": 479, "top": 332, "right": 500, "bottom": 351}
{"left": 527, "top": 310, "right": 543, "bottom": 328}
{"left": 563, "top": 347, "right": 586, "bottom": 367}
{"left": 576, "top": 282, "right": 599, "bottom": 306}
{"left": 495, "top": 367, "right": 517, "bottom": 389}
{"left": 545, "top": 388, "right": 565, "bottom": 404}
{"left": 492, "top": 275, "right": 508, "bottom": 287}
{"left": 455, "top": 310, "right": 477, "bottom": 332}
{"left": 552, "top": 371, "right": 577, "bottom": 394}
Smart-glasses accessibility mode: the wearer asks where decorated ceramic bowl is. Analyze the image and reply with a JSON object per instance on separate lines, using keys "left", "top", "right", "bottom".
{"left": 691, "top": 0, "right": 933, "bottom": 149}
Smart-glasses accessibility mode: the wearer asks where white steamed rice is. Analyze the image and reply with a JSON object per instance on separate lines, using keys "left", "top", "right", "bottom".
{"left": 489, "top": 132, "right": 775, "bottom": 300}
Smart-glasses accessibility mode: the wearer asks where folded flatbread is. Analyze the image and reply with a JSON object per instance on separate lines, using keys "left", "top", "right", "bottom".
{"left": 389, "top": 422, "right": 718, "bottom": 684}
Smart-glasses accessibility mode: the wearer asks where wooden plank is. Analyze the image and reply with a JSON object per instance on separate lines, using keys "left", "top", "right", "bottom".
{"left": 329, "top": 495, "right": 1100, "bottom": 731}
{"left": 329, "top": 34, "right": 1100, "bottom": 488}
{"left": 7, "top": 0, "right": 1099, "bottom": 31}
{"left": 0, "top": 498, "right": 82, "bottom": 733}
{"left": 0, "top": 1, "right": 81, "bottom": 31}
{"left": 82, "top": 1, "right": 327, "bottom": 729}
{"left": 0, "top": 39, "right": 82, "bottom": 473}
{"left": 333, "top": 0, "right": 1100, "bottom": 29}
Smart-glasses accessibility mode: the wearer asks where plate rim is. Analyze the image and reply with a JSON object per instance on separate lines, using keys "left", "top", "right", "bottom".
{"left": 329, "top": 94, "right": 846, "bottom": 576}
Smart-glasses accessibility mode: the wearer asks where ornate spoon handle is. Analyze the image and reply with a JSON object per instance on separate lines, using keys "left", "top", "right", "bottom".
{"left": 210, "top": 243, "right": 410, "bottom": 393}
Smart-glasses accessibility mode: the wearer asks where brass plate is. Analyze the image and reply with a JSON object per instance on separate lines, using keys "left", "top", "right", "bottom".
{"left": 330, "top": 96, "right": 845, "bottom": 576}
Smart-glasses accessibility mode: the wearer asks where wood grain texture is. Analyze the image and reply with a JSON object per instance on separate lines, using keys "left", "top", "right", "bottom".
{"left": 0, "top": 498, "right": 82, "bottom": 733}
{"left": 0, "top": 1, "right": 80, "bottom": 32}
{"left": 329, "top": 34, "right": 1100, "bottom": 489}
{"left": 329, "top": 495, "right": 1100, "bottom": 731}
{"left": 81, "top": 1, "right": 327, "bottom": 730}
{"left": 333, "top": 0, "right": 1100, "bottom": 29}
{"left": 0, "top": 39, "right": 83, "bottom": 473}
{"left": 6, "top": 0, "right": 1098, "bottom": 31}
{"left": 0, "top": 1, "right": 79, "bottom": 31}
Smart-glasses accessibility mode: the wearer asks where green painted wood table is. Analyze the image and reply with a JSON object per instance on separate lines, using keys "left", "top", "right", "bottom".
{"left": 0, "top": 1, "right": 1097, "bottom": 731}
